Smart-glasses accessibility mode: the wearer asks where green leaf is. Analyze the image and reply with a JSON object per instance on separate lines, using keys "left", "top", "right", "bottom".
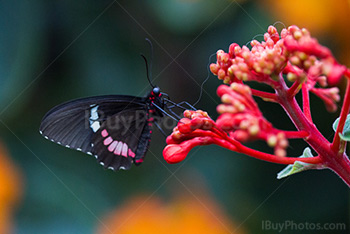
{"left": 332, "top": 114, "right": 350, "bottom": 141}
{"left": 277, "top": 147, "right": 324, "bottom": 179}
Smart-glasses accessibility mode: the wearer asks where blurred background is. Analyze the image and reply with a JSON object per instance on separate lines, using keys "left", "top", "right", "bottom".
{"left": 1, "top": 0, "right": 349, "bottom": 233}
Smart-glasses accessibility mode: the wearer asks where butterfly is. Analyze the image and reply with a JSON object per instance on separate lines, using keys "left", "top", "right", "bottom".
{"left": 39, "top": 85, "right": 193, "bottom": 171}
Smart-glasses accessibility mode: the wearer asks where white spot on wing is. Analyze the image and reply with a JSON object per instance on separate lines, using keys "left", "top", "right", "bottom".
{"left": 87, "top": 152, "right": 92, "bottom": 155}
{"left": 90, "top": 121, "right": 100, "bottom": 132}
{"left": 90, "top": 105, "right": 99, "bottom": 120}
{"left": 119, "top": 166, "right": 126, "bottom": 170}
{"left": 77, "top": 148, "right": 82, "bottom": 151}
{"left": 89, "top": 105, "right": 101, "bottom": 132}
{"left": 108, "top": 166, "right": 114, "bottom": 170}
{"left": 39, "top": 130, "right": 43, "bottom": 134}
{"left": 100, "top": 162, "right": 105, "bottom": 166}
{"left": 44, "top": 136, "right": 49, "bottom": 139}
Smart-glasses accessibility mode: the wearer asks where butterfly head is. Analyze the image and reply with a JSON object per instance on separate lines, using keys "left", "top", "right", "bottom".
{"left": 147, "top": 86, "right": 165, "bottom": 117}
{"left": 148, "top": 86, "right": 163, "bottom": 103}
{"left": 151, "top": 86, "right": 161, "bottom": 97}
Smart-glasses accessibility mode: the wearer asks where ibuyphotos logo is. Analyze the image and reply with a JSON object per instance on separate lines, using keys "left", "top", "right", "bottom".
{"left": 262, "top": 220, "right": 346, "bottom": 232}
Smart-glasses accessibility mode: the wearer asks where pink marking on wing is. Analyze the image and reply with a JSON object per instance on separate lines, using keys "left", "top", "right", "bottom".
{"left": 103, "top": 136, "right": 113, "bottom": 146}
{"left": 135, "top": 158, "right": 144, "bottom": 163}
{"left": 114, "top": 141, "right": 123, "bottom": 155}
{"left": 101, "top": 129, "right": 108, "bottom": 137}
{"left": 108, "top": 141, "right": 118, "bottom": 152}
{"left": 128, "top": 149, "right": 135, "bottom": 158}
{"left": 121, "top": 143, "right": 128, "bottom": 157}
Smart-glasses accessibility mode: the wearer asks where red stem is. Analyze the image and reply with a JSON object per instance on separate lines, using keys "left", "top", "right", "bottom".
{"left": 277, "top": 79, "right": 350, "bottom": 187}
{"left": 287, "top": 80, "right": 302, "bottom": 97}
{"left": 326, "top": 154, "right": 350, "bottom": 186}
{"left": 302, "top": 83, "right": 312, "bottom": 122}
{"left": 331, "top": 78, "right": 350, "bottom": 152}
{"left": 283, "top": 130, "right": 309, "bottom": 138}
{"left": 251, "top": 89, "right": 278, "bottom": 102}
{"left": 214, "top": 129, "right": 322, "bottom": 165}
{"left": 234, "top": 142, "right": 322, "bottom": 164}
{"left": 208, "top": 122, "right": 318, "bottom": 164}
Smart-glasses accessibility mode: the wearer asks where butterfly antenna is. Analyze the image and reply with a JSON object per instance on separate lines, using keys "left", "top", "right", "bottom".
{"left": 192, "top": 52, "right": 216, "bottom": 107}
{"left": 145, "top": 38, "right": 154, "bottom": 76}
{"left": 140, "top": 38, "right": 155, "bottom": 88}
{"left": 141, "top": 54, "right": 155, "bottom": 88}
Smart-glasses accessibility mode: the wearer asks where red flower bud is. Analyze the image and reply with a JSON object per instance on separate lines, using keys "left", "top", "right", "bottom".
{"left": 166, "top": 135, "right": 177, "bottom": 144}
{"left": 229, "top": 43, "right": 239, "bottom": 57}
{"left": 323, "top": 62, "right": 346, "bottom": 86}
{"left": 163, "top": 144, "right": 189, "bottom": 164}
{"left": 210, "top": 63, "right": 219, "bottom": 75}
{"left": 190, "top": 118, "right": 205, "bottom": 129}
{"left": 177, "top": 118, "right": 192, "bottom": 134}
{"left": 163, "top": 138, "right": 212, "bottom": 164}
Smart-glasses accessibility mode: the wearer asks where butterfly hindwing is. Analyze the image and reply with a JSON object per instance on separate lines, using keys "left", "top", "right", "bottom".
{"left": 39, "top": 95, "right": 147, "bottom": 157}
{"left": 92, "top": 109, "right": 150, "bottom": 170}
{"left": 134, "top": 121, "right": 152, "bottom": 165}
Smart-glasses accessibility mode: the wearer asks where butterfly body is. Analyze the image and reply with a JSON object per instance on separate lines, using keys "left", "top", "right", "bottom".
{"left": 40, "top": 87, "right": 165, "bottom": 171}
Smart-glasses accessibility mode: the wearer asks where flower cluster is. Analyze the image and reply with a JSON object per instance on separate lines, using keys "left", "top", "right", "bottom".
{"left": 210, "top": 26, "right": 287, "bottom": 84}
{"left": 210, "top": 25, "right": 343, "bottom": 111}
{"left": 216, "top": 83, "right": 289, "bottom": 156}
{"left": 164, "top": 83, "right": 302, "bottom": 164}
{"left": 164, "top": 110, "right": 215, "bottom": 164}
{"left": 163, "top": 25, "right": 350, "bottom": 186}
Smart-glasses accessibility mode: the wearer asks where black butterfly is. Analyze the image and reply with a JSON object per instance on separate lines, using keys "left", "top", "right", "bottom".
{"left": 39, "top": 86, "right": 192, "bottom": 171}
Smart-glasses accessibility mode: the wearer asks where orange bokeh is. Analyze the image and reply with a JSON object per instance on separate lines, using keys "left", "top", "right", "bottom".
{"left": 0, "top": 142, "right": 23, "bottom": 234}
{"left": 96, "top": 192, "right": 244, "bottom": 234}
{"left": 261, "top": 0, "right": 350, "bottom": 65}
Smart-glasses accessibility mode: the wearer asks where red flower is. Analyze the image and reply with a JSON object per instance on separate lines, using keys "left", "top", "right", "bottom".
{"left": 210, "top": 25, "right": 344, "bottom": 107}
{"left": 164, "top": 83, "right": 310, "bottom": 165}
{"left": 164, "top": 25, "right": 350, "bottom": 187}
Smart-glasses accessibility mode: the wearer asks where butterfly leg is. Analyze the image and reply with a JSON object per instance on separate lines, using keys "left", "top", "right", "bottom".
{"left": 164, "top": 107, "right": 182, "bottom": 120}
{"left": 152, "top": 102, "right": 180, "bottom": 121}
{"left": 153, "top": 121, "right": 168, "bottom": 137}
{"left": 164, "top": 100, "right": 197, "bottom": 111}
{"left": 176, "top": 101, "right": 197, "bottom": 111}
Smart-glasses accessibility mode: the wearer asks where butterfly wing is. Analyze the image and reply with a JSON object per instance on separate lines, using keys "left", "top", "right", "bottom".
{"left": 91, "top": 109, "right": 152, "bottom": 170}
{"left": 40, "top": 95, "right": 150, "bottom": 169}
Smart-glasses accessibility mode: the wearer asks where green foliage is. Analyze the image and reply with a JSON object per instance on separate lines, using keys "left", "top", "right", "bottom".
{"left": 277, "top": 147, "right": 325, "bottom": 179}
{"left": 332, "top": 114, "right": 350, "bottom": 141}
